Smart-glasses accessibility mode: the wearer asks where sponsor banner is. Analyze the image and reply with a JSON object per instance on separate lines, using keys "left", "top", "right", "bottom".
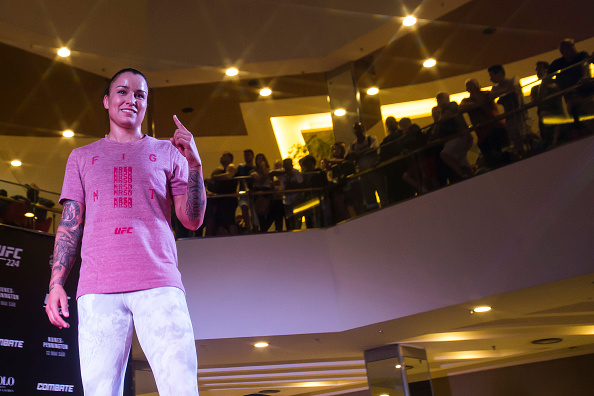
{"left": 0, "top": 226, "right": 82, "bottom": 395}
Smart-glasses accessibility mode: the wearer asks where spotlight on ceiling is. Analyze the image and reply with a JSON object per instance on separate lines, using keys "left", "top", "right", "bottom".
{"left": 254, "top": 342, "right": 269, "bottom": 348}
{"left": 403, "top": 16, "right": 417, "bottom": 26}
{"left": 259, "top": 88, "right": 272, "bottom": 97}
{"left": 57, "top": 47, "right": 71, "bottom": 57}
{"left": 333, "top": 108, "right": 346, "bottom": 116}
{"left": 226, "top": 67, "right": 239, "bottom": 76}
{"left": 62, "top": 129, "right": 74, "bottom": 138}
{"left": 25, "top": 212, "right": 35, "bottom": 218}
{"left": 471, "top": 306, "right": 492, "bottom": 314}
{"left": 10, "top": 160, "right": 22, "bottom": 167}
{"left": 423, "top": 58, "right": 437, "bottom": 68}
{"left": 367, "top": 87, "right": 379, "bottom": 95}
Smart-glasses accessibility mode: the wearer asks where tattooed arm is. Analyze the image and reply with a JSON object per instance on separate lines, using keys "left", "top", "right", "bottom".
{"left": 170, "top": 115, "right": 207, "bottom": 230}
{"left": 173, "top": 165, "right": 206, "bottom": 230}
{"left": 45, "top": 200, "right": 85, "bottom": 329}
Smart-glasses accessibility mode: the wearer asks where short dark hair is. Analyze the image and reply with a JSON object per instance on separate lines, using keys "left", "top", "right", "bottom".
{"left": 559, "top": 38, "right": 575, "bottom": 49}
{"left": 300, "top": 155, "right": 317, "bottom": 168}
{"left": 487, "top": 64, "right": 505, "bottom": 75}
{"left": 536, "top": 61, "right": 550, "bottom": 69}
{"left": 244, "top": 149, "right": 254, "bottom": 156}
{"left": 104, "top": 68, "right": 148, "bottom": 97}
{"left": 223, "top": 151, "right": 234, "bottom": 162}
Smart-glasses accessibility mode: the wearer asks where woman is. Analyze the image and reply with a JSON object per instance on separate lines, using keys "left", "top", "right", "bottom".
{"left": 45, "top": 68, "right": 205, "bottom": 395}
{"left": 323, "top": 142, "right": 363, "bottom": 220}
{"left": 250, "top": 153, "right": 284, "bottom": 231}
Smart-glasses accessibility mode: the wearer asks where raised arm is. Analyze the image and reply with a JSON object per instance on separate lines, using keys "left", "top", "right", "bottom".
{"left": 170, "top": 115, "right": 207, "bottom": 230}
{"left": 45, "top": 199, "right": 85, "bottom": 329}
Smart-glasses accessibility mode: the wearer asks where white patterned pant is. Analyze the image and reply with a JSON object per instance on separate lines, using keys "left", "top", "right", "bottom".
{"left": 77, "top": 287, "right": 199, "bottom": 396}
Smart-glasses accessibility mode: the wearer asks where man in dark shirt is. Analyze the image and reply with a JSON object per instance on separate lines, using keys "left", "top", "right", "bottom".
{"left": 548, "top": 38, "right": 592, "bottom": 122}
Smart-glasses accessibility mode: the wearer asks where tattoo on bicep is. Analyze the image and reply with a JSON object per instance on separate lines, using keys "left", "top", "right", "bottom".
{"left": 59, "top": 201, "right": 81, "bottom": 228}
{"left": 186, "top": 169, "right": 206, "bottom": 221}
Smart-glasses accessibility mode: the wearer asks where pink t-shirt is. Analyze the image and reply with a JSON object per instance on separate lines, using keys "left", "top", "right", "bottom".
{"left": 60, "top": 136, "right": 188, "bottom": 298}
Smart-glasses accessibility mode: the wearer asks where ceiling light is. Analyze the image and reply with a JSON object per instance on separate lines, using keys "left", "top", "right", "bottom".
{"left": 57, "top": 47, "right": 71, "bottom": 57}
{"left": 25, "top": 212, "right": 35, "bottom": 218}
{"left": 226, "top": 67, "right": 239, "bottom": 77}
{"left": 10, "top": 160, "right": 22, "bottom": 167}
{"left": 403, "top": 16, "right": 417, "bottom": 26}
{"left": 367, "top": 87, "right": 379, "bottom": 95}
{"left": 259, "top": 88, "right": 272, "bottom": 97}
{"left": 333, "top": 108, "right": 346, "bottom": 116}
{"left": 62, "top": 129, "right": 74, "bottom": 138}
{"left": 471, "top": 306, "right": 492, "bottom": 313}
{"left": 423, "top": 58, "right": 437, "bottom": 68}
{"left": 254, "top": 342, "right": 269, "bottom": 348}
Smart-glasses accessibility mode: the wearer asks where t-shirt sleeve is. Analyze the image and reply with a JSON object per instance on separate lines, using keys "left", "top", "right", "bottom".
{"left": 170, "top": 146, "right": 189, "bottom": 196}
{"left": 59, "top": 150, "right": 85, "bottom": 206}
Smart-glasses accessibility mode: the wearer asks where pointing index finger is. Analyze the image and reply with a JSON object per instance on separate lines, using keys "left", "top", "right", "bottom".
{"left": 173, "top": 114, "right": 186, "bottom": 130}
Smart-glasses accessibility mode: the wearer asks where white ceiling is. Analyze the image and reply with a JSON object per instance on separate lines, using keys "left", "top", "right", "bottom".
{"left": 131, "top": 274, "right": 594, "bottom": 396}
{"left": 0, "top": 0, "right": 469, "bottom": 86}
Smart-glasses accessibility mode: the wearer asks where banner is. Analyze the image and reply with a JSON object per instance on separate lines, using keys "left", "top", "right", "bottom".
{"left": 0, "top": 225, "right": 82, "bottom": 394}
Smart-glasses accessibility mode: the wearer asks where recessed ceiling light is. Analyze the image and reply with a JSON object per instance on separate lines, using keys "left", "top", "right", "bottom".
{"left": 254, "top": 342, "right": 269, "bottom": 348}
{"left": 483, "top": 26, "right": 496, "bottom": 35}
{"left": 531, "top": 338, "right": 563, "bottom": 345}
{"left": 403, "top": 16, "right": 417, "bottom": 26}
{"left": 57, "top": 47, "right": 71, "bottom": 57}
{"left": 10, "top": 160, "right": 22, "bottom": 167}
{"left": 367, "top": 87, "right": 379, "bottom": 95}
{"left": 333, "top": 108, "right": 346, "bottom": 116}
{"left": 423, "top": 58, "right": 437, "bottom": 68}
{"left": 62, "top": 129, "right": 74, "bottom": 138}
{"left": 471, "top": 306, "right": 492, "bottom": 313}
{"left": 226, "top": 67, "right": 239, "bottom": 76}
{"left": 25, "top": 212, "right": 35, "bottom": 218}
{"left": 259, "top": 88, "right": 272, "bottom": 97}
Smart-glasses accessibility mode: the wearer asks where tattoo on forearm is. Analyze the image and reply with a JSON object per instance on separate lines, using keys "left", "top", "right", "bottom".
{"left": 49, "top": 201, "right": 84, "bottom": 291}
{"left": 186, "top": 169, "right": 206, "bottom": 221}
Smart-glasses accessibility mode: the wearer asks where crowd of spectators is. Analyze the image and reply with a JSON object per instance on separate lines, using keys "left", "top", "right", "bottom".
{"left": 0, "top": 183, "right": 56, "bottom": 232}
{"left": 172, "top": 38, "right": 593, "bottom": 238}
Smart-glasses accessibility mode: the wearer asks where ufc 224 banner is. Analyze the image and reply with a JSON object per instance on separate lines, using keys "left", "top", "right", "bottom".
{"left": 0, "top": 225, "right": 82, "bottom": 395}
